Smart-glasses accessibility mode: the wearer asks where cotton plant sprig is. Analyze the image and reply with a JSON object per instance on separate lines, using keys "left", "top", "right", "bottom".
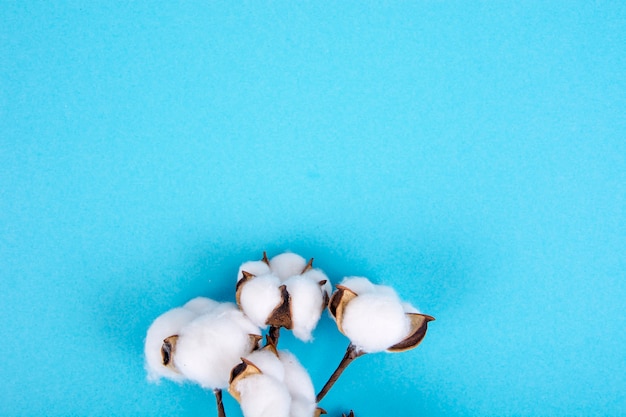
{"left": 145, "top": 298, "right": 261, "bottom": 417}
{"left": 236, "top": 252, "right": 331, "bottom": 345}
{"left": 316, "top": 276, "right": 435, "bottom": 402}
{"left": 145, "top": 252, "right": 434, "bottom": 417}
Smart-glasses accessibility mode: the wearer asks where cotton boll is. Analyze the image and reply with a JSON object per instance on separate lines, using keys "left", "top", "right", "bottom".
{"left": 279, "top": 351, "right": 316, "bottom": 417}
{"left": 341, "top": 293, "right": 410, "bottom": 353}
{"left": 284, "top": 275, "right": 325, "bottom": 341}
{"left": 239, "top": 274, "right": 283, "bottom": 327}
{"left": 144, "top": 307, "right": 197, "bottom": 382}
{"left": 183, "top": 297, "right": 220, "bottom": 315}
{"left": 173, "top": 308, "right": 261, "bottom": 389}
{"left": 269, "top": 252, "right": 307, "bottom": 280}
{"left": 238, "top": 260, "right": 271, "bottom": 282}
{"left": 237, "top": 374, "right": 291, "bottom": 417}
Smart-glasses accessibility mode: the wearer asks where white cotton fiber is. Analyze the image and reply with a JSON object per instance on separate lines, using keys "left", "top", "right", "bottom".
{"left": 238, "top": 260, "right": 271, "bottom": 282}
{"left": 174, "top": 304, "right": 261, "bottom": 389}
{"left": 237, "top": 374, "right": 291, "bottom": 417}
{"left": 284, "top": 275, "right": 325, "bottom": 341}
{"left": 144, "top": 307, "right": 197, "bottom": 382}
{"left": 279, "top": 351, "right": 316, "bottom": 417}
{"left": 269, "top": 252, "right": 307, "bottom": 280}
{"left": 303, "top": 268, "right": 332, "bottom": 297}
{"left": 183, "top": 297, "right": 220, "bottom": 315}
{"left": 401, "top": 301, "right": 420, "bottom": 314}
{"left": 340, "top": 276, "right": 377, "bottom": 295}
{"left": 239, "top": 274, "right": 283, "bottom": 327}
{"left": 244, "top": 349, "right": 286, "bottom": 382}
{"left": 340, "top": 292, "right": 410, "bottom": 353}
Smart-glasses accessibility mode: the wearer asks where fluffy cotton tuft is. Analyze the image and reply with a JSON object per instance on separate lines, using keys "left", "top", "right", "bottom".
{"left": 239, "top": 274, "right": 283, "bottom": 327}
{"left": 279, "top": 351, "right": 316, "bottom": 417}
{"left": 284, "top": 275, "right": 326, "bottom": 342}
{"left": 237, "top": 374, "right": 291, "bottom": 417}
{"left": 340, "top": 276, "right": 376, "bottom": 295}
{"left": 238, "top": 260, "right": 271, "bottom": 282}
{"left": 145, "top": 297, "right": 221, "bottom": 383}
{"left": 401, "top": 301, "right": 420, "bottom": 314}
{"left": 303, "top": 268, "right": 332, "bottom": 297}
{"left": 337, "top": 277, "right": 412, "bottom": 353}
{"left": 183, "top": 297, "right": 220, "bottom": 315}
{"left": 245, "top": 349, "right": 286, "bottom": 382}
{"left": 173, "top": 303, "right": 260, "bottom": 389}
{"left": 144, "top": 307, "right": 197, "bottom": 382}
{"left": 269, "top": 252, "right": 307, "bottom": 280}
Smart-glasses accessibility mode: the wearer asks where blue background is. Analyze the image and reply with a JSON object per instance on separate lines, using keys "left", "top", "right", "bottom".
{"left": 1, "top": 2, "right": 625, "bottom": 416}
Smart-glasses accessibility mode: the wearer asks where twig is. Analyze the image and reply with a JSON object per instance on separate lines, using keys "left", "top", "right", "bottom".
{"left": 213, "top": 388, "right": 226, "bottom": 417}
{"left": 316, "top": 344, "right": 366, "bottom": 403}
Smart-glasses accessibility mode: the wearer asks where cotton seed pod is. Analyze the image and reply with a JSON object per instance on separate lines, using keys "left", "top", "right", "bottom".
{"left": 236, "top": 252, "right": 331, "bottom": 341}
{"left": 328, "top": 277, "right": 434, "bottom": 353}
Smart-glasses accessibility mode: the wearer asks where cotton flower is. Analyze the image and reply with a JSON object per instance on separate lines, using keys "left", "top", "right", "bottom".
{"left": 229, "top": 346, "right": 317, "bottom": 417}
{"left": 236, "top": 252, "right": 331, "bottom": 341}
{"left": 144, "top": 297, "right": 219, "bottom": 382}
{"left": 328, "top": 277, "right": 434, "bottom": 353}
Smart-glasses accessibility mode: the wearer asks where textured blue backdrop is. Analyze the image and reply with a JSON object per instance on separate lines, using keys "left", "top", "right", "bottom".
{"left": 1, "top": 2, "right": 625, "bottom": 416}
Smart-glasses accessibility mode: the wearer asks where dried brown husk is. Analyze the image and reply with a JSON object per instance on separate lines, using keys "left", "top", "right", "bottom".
{"left": 265, "top": 284, "right": 293, "bottom": 329}
{"left": 235, "top": 270, "right": 255, "bottom": 306}
{"left": 228, "top": 357, "right": 263, "bottom": 403}
{"left": 248, "top": 334, "right": 263, "bottom": 351}
{"left": 319, "top": 279, "right": 330, "bottom": 310}
{"left": 387, "top": 313, "right": 435, "bottom": 352}
{"left": 302, "top": 257, "right": 314, "bottom": 273}
{"left": 314, "top": 407, "right": 328, "bottom": 416}
{"left": 327, "top": 285, "right": 358, "bottom": 334}
{"left": 161, "top": 335, "right": 180, "bottom": 372}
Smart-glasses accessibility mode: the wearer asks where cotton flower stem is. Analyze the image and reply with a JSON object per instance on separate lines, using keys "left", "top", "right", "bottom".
{"left": 213, "top": 389, "right": 226, "bottom": 417}
{"left": 267, "top": 325, "right": 281, "bottom": 347}
{"left": 316, "top": 344, "right": 366, "bottom": 403}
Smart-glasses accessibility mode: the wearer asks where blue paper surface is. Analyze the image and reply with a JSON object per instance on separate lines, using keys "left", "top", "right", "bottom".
{"left": 1, "top": 2, "right": 625, "bottom": 416}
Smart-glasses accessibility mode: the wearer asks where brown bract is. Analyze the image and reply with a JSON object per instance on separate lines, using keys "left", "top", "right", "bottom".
{"left": 266, "top": 284, "right": 293, "bottom": 329}
{"left": 328, "top": 285, "right": 358, "bottom": 334}
{"left": 161, "top": 335, "right": 179, "bottom": 371}
{"left": 228, "top": 357, "right": 263, "bottom": 403}
{"left": 314, "top": 407, "right": 328, "bottom": 416}
{"left": 235, "top": 270, "right": 255, "bottom": 306}
{"left": 387, "top": 313, "right": 435, "bottom": 352}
